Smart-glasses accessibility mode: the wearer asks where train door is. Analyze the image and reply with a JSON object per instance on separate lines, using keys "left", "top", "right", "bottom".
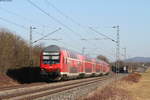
{"left": 61, "top": 50, "right": 69, "bottom": 74}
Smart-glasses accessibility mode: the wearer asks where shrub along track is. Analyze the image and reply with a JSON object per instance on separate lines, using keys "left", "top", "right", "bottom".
{"left": 0, "top": 74, "right": 121, "bottom": 100}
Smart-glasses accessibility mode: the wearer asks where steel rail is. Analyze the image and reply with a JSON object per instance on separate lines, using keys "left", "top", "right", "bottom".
{"left": 0, "top": 76, "right": 111, "bottom": 100}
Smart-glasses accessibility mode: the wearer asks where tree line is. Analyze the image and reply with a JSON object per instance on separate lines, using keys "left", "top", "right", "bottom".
{"left": 0, "top": 28, "right": 43, "bottom": 73}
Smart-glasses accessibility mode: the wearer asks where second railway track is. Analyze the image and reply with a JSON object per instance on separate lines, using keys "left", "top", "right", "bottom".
{"left": 0, "top": 74, "right": 125, "bottom": 100}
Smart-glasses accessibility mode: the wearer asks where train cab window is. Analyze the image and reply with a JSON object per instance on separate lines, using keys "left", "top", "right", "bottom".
{"left": 43, "top": 52, "right": 60, "bottom": 64}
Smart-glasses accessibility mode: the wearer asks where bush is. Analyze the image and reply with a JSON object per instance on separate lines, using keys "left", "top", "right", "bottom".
{"left": 6, "top": 67, "right": 42, "bottom": 83}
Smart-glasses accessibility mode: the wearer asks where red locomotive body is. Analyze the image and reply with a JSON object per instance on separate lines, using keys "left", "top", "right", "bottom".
{"left": 40, "top": 45, "right": 110, "bottom": 80}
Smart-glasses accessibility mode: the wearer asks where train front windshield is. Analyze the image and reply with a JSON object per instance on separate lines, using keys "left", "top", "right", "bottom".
{"left": 42, "top": 52, "right": 60, "bottom": 64}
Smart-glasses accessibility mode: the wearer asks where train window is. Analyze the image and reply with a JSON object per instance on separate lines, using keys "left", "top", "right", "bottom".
{"left": 50, "top": 56, "right": 59, "bottom": 60}
{"left": 43, "top": 56, "right": 50, "bottom": 60}
{"left": 67, "top": 59, "right": 71, "bottom": 64}
{"left": 63, "top": 57, "right": 67, "bottom": 64}
{"left": 69, "top": 52, "right": 77, "bottom": 59}
{"left": 78, "top": 61, "right": 81, "bottom": 66}
{"left": 43, "top": 52, "right": 60, "bottom": 64}
{"left": 43, "top": 52, "right": 59, "bottom": 56}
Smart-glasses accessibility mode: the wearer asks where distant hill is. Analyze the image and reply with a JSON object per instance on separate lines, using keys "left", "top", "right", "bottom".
{"left": 125, "top": 57, "right": 150, "bottom": 63}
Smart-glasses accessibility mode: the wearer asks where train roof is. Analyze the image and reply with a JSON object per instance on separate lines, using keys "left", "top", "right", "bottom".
{"left": 43, "top": 45, "right": 108, "bottom": 64}
{"left": 43, "top": 45, "right": 83, "bottom": 55}
{"left": 44, "top": 45, "right": 63, "bottom": 52}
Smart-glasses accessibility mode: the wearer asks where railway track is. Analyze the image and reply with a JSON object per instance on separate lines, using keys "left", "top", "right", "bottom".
{"left": 0, "top": 83, "right": 46, "bottom": 91}
{"left": 0, "top": 74, "right": 122, "bottom": 100}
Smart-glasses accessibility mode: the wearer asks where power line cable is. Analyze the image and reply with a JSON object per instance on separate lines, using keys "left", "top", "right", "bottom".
{"left": 27, "top": 0, "right": 114, "bottom": 57}
{"left": 81, "top": 37, "right": 116, "bottom": 60}
{"left": 44, "top": 0, "right": 116, "bottom": 54}
{"left": 0, "top": 16, "right": 27, "bottom": 29}
{"left": 44, "top": 0, "right": 108, "bottom": 52}
{"left": 0, "top": 6, "right": 57, "bottom": 36}
{"left": 27, "top": 0, "right": 86, "bottom": 52}
{"left": 89, "top": 27, "right": 117, "bottom": 43}
{"left": 32, "top": 27, "right": 61, "bottom": 44}
{"left": 27, "top": 0, "right": 83, "bottom": 38}
{"left": 0, "top": 7, "right": 46, "bottom": 36}
{"left": 45, "top": 0, "right": 99, "bottom": 38}
{"left": 0, "top": 16, "right": 55, "bottom": 37}
{"left": 59, "top": 41, "right": 82, "bottom": 52}
{"left": 0, "top": 6, "right": 35, "bottom": 24}
{"left": 42, "top": 38, "right": 81, "bottom": 52}
{"left": 45, "top": 0, "right": 81, "bottom": 26}
{"left": 83, "top": 45, "right": 115, "bottom": 60}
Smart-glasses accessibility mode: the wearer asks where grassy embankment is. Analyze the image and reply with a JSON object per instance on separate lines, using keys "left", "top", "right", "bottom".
{"left": 80, "top": 69, "right": 150, "bottom": 100}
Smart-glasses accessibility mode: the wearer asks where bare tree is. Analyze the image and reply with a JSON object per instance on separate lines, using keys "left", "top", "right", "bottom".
{"left": 0, "top": 28, "right": 44, "bottom": 73}
{"left": 97, "top": 55, "right": 109, "bottom": 63}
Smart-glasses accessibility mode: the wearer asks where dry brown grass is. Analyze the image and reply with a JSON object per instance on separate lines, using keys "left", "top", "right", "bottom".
{"left": 122, "top": 73, "right": 141, "bottom": 83}
{"left": 125, "top": 70, "right": 150, "bottom": 100}
{"left": 83, "top": 86, "right": 132, "bottom": 100}
{"left": 79, "top": 73, "right": 143, "bottom": 100}
{"left": 0, "top": 73, "right": 18, "bottom": 87}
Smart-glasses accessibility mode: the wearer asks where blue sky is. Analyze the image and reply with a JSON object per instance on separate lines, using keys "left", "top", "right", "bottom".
{"left": 0, "top": 0, "right": 149, "bottom": 61}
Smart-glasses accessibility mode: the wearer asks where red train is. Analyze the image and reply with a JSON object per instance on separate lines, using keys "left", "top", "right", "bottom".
{"left": 40, "top": 45, "right": 110, "bottom": 80}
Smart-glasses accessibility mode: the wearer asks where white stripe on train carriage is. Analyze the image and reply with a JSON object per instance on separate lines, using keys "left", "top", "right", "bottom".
{"left": 60, "top": 72, "right": 79, "bottom": 76}
{"left": 60, "top": 71, "right": 104, "bottom": 76}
